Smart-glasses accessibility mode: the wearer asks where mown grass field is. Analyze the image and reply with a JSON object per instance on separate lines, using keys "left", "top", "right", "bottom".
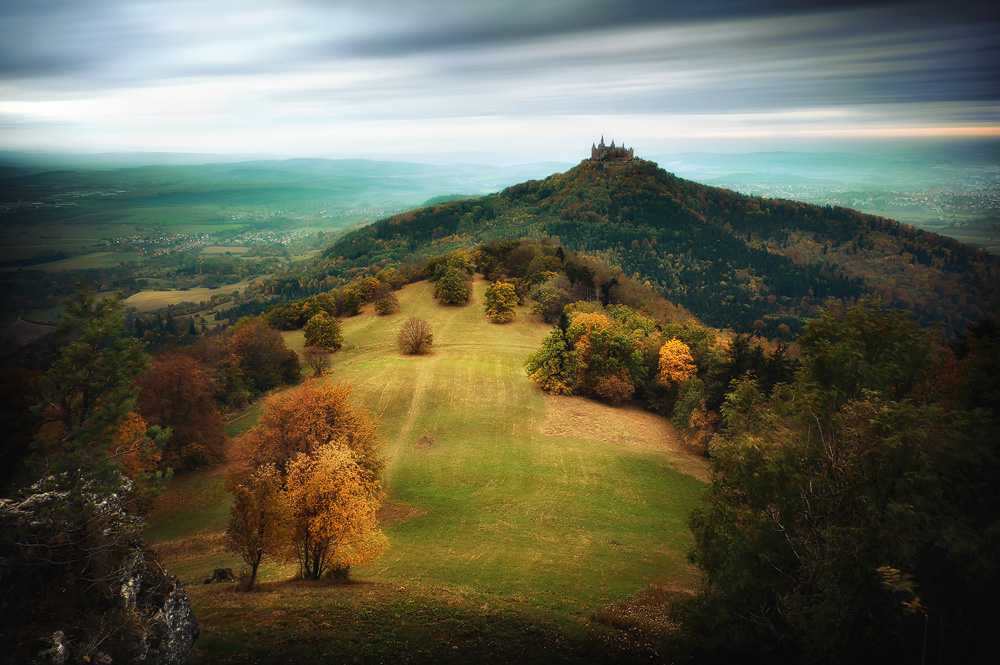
{"left": 147, "top": 279, "right": 707, "bottom": 662}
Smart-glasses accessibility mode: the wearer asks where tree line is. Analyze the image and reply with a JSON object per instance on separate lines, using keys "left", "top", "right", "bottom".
{"left": 668, "top": 302, "right": 1000, "bottom": 664}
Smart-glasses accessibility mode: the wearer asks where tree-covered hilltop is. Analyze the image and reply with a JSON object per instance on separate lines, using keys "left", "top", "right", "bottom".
{"left": 307, "top": 159, "right": 997, "bottom": 337}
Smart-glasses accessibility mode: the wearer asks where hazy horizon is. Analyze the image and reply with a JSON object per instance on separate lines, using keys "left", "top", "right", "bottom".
{"left": 1, "top": 1, "right": 997, "bottom": 165}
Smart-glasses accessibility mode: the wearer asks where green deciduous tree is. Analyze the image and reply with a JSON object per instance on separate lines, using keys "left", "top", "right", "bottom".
{"left": 566, "top": 312, "right": 648, "bottom": 404}
{"left": 678, "top": 302, "right": 999, "bottom": 664}
{"left": 303, "top": 311, "right": 343, "bottom": 352}
{"left": 525, "top": 325, "right": 577, "bottom": 395}
{"left": 529, "top": 275, "right": 572, "bottom": 323}
{"left": 797, "top": 298, "right": 929, "bottom": 405}
{"left": 374, "top": 293, "right": 400, "bottom": 315}
{"left": 434, "top": 266, "right": 472, "bottom": 305}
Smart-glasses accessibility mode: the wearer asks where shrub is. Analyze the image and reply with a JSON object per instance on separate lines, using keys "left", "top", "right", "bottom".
{"left": 374, "top": 293, "right": 400, "bottom": 315}
{"left": 302, "top": 346, "right": 332, "bottom": 375}
{"left": 398, "top": 317, "right": 433, "bottom": 355}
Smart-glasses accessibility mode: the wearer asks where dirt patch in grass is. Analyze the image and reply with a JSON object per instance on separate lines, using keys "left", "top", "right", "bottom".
{"left": 540, "top": 394, "right": 709, "bottom": 482}
{"left": 592, "top": 582, "right": 694, "bottom": 634}
{"left": 377, "top": 501, "right": 428, "bottom": 524}
{"left": 413, "top": 435, "right": 435, "bottom": 450}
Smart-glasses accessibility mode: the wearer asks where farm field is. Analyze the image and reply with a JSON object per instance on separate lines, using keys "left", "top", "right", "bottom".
{"left": 147, "top": 279, "right": 707, "bottom": 662}
{"left": 123, "top": 279, "right": 255, "bottom": 312}
{"left": 200, "top": 246, "right": 253, "bottom": 255}
{"left": 19, "top": 250, "right": 142, "bottom": 272}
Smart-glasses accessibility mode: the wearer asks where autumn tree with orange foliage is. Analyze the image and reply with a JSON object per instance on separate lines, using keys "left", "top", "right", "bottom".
{"left": 225, "top": 464, "right": 291, "bottom": 588}
{"left": 285, "top": 444, "right": 387, "bottom": 580}
{"left": 111, "top": 412, "right": 158, "bottom": 475}
{"left": 135, "top": 353, "right": 226, "bottom": 472}
{"left": 230, "top": 379, "right": 387, "bottom": 582}
{"left": 237, "top": 380, "right": 383, "bottom": 483}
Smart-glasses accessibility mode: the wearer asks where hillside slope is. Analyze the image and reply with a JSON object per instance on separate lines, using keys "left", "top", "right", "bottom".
{"left": 314, "top": 159, "right": 998, "bottom": 336}
{"left": 147, "top": 279, "right": 706, "bottom": 662}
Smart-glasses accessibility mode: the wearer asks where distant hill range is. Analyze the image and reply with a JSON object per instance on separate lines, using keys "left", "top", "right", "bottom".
{"left": 315, "top": 157, "right": 998, "bottom": 337}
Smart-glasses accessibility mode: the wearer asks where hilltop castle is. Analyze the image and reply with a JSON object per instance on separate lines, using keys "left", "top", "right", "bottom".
{"left": 590, "top": 136, "right": 634, "bottom": 162}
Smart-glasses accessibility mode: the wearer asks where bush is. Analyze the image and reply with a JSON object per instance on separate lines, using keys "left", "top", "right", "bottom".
{"left": 302, "top": 346, "right": 332, "bottom": 375}
{"left": 374, "top": 293, "right": 400, "bottom": 315}
{"left": 398, "top": 317, "right": 433, "bottom": 355}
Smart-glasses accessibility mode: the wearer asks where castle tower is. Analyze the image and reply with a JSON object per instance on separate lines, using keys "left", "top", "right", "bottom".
{"left": 590, "top": 137, "right": 634, "bottom": 162}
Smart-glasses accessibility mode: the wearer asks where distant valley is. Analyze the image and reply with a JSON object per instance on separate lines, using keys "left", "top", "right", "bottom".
{"left": 1, "top": 148, "right": 997, "bottom": 343}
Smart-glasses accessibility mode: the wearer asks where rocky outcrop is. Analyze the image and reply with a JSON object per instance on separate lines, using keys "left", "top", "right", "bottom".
{"left": 1, "top": 475, "right": 199, "bottom": 664}
{"left": 130, "top": 575, "right": 200, "bottom": 665}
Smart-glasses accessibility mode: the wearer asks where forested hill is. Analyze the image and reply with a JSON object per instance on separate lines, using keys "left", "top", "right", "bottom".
{"left": 317, "top": 158, "right": 998, "bottom": 336}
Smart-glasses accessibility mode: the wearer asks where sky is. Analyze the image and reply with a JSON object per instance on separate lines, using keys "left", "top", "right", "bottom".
{"left": 0, "top": 0, "right": 998, "bottom": 164}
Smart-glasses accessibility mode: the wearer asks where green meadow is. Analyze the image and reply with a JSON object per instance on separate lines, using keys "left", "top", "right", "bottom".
{"left": 147, "top": 279, "right": 706, "bottom": 662}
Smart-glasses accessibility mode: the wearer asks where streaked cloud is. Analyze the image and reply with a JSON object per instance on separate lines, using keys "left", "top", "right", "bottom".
{"left": 0, "top": 0, "right": 996, "bottom": 162}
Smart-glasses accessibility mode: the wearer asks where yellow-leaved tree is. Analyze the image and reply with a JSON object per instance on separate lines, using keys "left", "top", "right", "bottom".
{"left": 285, "top": 443, "right": 387, "bottom": 580}
{"left": 484, "top": 280, "right": 519, "bottom": 323}
{"left": 656, "top": 338, "right": 697, "bottom": 389}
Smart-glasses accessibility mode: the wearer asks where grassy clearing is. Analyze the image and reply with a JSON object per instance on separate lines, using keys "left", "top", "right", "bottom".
{"left": 184, "top": 578, "right": 603, "bottom": 664}
{"left": 124, "top": 279, "right": 253, "bottom": 312}
{"left": 147, "top": 471, "right": 231, "bottom": 544}
{"left": 148, "top": 279, "right": 706, "bottom": 661}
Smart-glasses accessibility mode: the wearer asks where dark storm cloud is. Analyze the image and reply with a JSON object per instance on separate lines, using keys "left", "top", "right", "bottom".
{"left": 335, "top": 0, "right": 996, "bottom": 58}
{"left": 326, "top": 0, "right": 999, "bottom": 112}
